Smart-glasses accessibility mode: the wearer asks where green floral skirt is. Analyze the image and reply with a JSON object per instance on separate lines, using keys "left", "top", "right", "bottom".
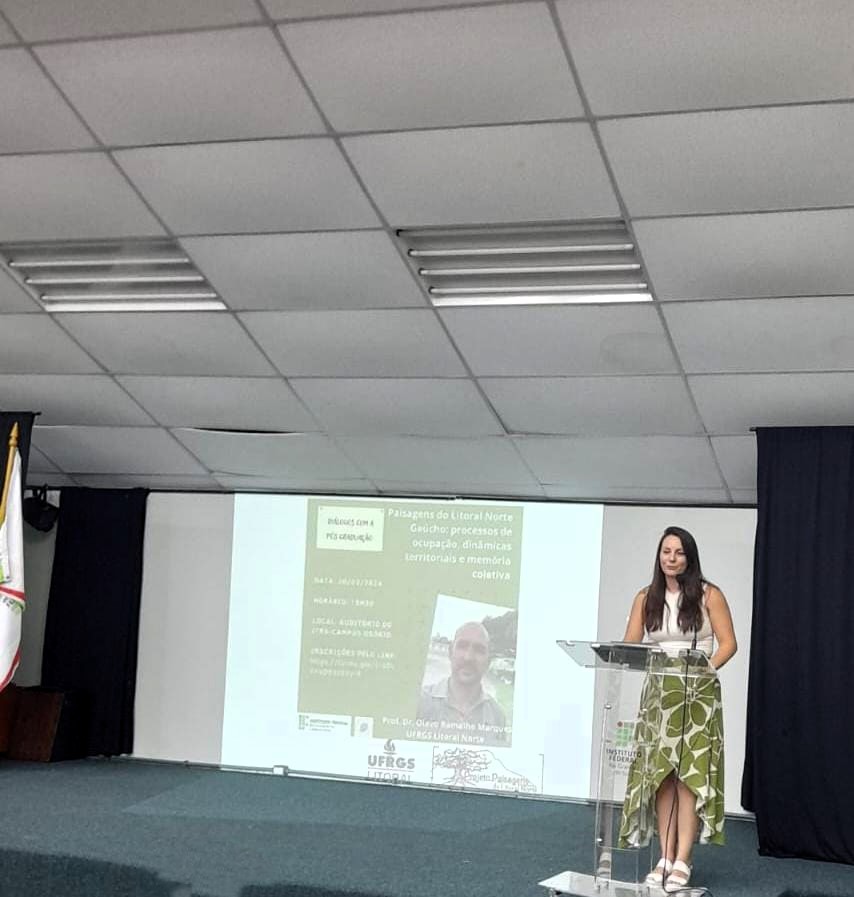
{"left": 618, "top": 659, "right": 725, "bottom": 848}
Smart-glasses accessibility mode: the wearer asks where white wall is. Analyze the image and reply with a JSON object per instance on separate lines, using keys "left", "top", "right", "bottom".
{"left": 133, "top": 493, "right": 233, "bottom": 764}
{"left": 596, "top": 506, "right": 756, "bottom": 815}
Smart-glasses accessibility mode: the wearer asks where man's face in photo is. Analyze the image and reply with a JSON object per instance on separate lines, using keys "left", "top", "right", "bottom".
{"left": 449, "top": 623, "right": 490, "bottom": 687}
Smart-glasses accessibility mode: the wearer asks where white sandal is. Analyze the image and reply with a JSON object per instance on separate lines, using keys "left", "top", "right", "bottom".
{"left": 663, "top": 859, "right": 692, "bottom": 892}
{"left": 644, "top": 857, "right": 673, "bottom": 886}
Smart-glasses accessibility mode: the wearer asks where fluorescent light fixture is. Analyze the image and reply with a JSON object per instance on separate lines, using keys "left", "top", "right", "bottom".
{"left": 397, "top": 220, "right": 653, "bottom": 309}
{"left": 42, "top": 299, "right": 227, "bottom": 313}
{"left": 430, "top": 283, "right": 648, "bottom": 295}
{"left": 420, "top": 263, "right": 641, "bottom": 276}
{"left": 26, "top": 274, "right": 205, "bottom": 285}
{"left": 40, "top": 290, "right": 219, "bottom": 301}
{"left": 9, "top": 256, "right": 190, "bottom": 268}
{"left": 0, "top": 238, "right": 223, "bottom": 312}
{"left": 409, "top": 243, "right": 634, "bottom": 256}
{"left": 429, "top": 292, "right": 652, "bottom": 307}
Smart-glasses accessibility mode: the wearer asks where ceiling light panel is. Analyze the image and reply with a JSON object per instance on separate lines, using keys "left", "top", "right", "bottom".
{"left": 0, "top": 238, "right": 225, "bottom": 312}
{"left": 399, "top": 221, "right": 650, "bottom": 307}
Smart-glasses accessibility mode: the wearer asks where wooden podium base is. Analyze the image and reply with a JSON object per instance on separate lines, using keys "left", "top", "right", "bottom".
{"left": 6, "top": 687, "right": 87, "bottom": 762}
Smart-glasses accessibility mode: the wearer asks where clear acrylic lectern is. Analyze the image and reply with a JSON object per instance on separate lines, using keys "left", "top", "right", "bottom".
{"left": 538, "top": 640, "right": 713, "bottom": 897}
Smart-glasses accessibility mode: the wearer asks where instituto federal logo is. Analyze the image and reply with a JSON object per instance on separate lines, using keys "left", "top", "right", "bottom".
{"left": 614, "top": 720, "right": 635, "bottom": 748}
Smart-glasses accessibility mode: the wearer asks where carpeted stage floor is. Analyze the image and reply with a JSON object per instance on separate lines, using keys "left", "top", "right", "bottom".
{"left": 0, "top": 759, "right": 851, "bottom": 897}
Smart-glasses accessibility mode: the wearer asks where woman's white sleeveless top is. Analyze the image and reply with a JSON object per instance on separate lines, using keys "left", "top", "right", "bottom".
{"left": 646, "top": 587, "right": 714, "bottom": 657}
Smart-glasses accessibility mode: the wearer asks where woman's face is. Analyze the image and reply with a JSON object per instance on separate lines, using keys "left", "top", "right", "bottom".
{"left": 659, "top": 534, "right": 687, "bottom": 578}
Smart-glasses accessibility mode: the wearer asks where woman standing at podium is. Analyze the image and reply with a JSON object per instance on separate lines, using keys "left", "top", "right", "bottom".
{"left": 618, "top": 526, "right": 737, "bottom": 892}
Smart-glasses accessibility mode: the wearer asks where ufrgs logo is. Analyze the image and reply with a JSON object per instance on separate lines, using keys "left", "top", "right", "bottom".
{"left": 367, "top": 739, "right": 417, "bottom": 781}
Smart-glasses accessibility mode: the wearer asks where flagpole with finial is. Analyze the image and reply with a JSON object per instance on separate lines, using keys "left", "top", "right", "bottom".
{"left": 0, "top": 423, "right": 19, "bottom": 526}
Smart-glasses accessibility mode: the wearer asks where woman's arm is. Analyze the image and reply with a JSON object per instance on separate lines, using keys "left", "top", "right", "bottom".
{"left": 623, "top": 589, "right": 647, "bottom": 643}
{"left": 707, "top": 585, "right": 737, "bottom": 670}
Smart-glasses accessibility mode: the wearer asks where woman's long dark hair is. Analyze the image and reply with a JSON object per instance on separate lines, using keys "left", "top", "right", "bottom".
{"left": 643, "top": 526, "right": 706, "bottom": 634}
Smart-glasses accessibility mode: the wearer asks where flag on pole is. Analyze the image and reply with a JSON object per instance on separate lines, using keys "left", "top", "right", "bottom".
{"left": 0, "top": 423, "right": 25, "bottom": 692}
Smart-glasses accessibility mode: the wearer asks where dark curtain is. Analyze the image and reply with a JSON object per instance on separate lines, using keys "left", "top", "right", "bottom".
{"left": 0, "top": 413, "right": 35, "bottom": 487}
{"left": 742, "top": 427, "right": 854, "bottom": 864}
{"left": 41, "top": 488, "right": 148, "bottom": 757}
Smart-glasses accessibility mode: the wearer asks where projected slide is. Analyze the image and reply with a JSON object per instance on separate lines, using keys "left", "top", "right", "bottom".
{"left": 221, "top": 495, "right": 603, "bottom": 798}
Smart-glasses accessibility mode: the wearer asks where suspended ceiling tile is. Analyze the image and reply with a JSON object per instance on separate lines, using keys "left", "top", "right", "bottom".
{"left": 730, "top": 489, "right": 757, "bottom": 505}
{"left": 374, "top": 480, "right": 544, "bottom": 498}
{"left": 515, "top": 436, "right": 723, "bottom": 488}
{"left": 711, "top": 435, "right": 757, "bottom": 490}
{"left": 343, "top": 123, "right": 619, "bottom": 226}
{"left": 31, "top": 426, "right": 208, "bottom": 475}
{"left": 72, "top": 473, "right": 222, "bottom": 490}
{"left": 440, "top": 306, "right": 677, "bottom": 376}
{"left": 0, "top": 375, "right": 154, "bottom": 426}
{"left": 0, "top": 16, "right": 14, "bottom": 43}
{"left": 264, "top": 0, "right": 501, "bottom": 15}
{"left": 635, "top": 209, "right": 854, "bottom": 301}
{"left": 27, "top": 472, "right": 77, "bottom": 488}
{"left": 25, "top": 445, "right": 59, "bottom": 474}
{"left": 37, "top": 29, "right": 323, "bottom": 147}
{"left": 689, "top": 372, "right": 854, "bottom": 434}
{"left": 664, "top": 297, "right": 854, "bottom": 374}
{"left": 115, "top": 140, "right": 379, "bottom": 235}
{"left": 0, "top": 153, "right": 165, "bottom": 241}
{"left": 56, "top": 313, "right": 276, "bottom": 376}
{"left": 240, "top": 310, "right": 466, "bottom": 377}
{"left": 0, "top": 270, "right": 38, "bottom": 312}
{"left": 182, "top": 232, "right": 423, "bottom": 311}
{"left": 557, "top": 0, "right": 854, "bottom": 115}
{"left": 542, "top": 484, "right": 730, "bottom": 504}
{"left": 118, "top": 376, "right": 317, "bottom": 431}
{"left": 337, "top": 436, "right": 537, "bottom": 485}
{"left": 601, "top": 104, "right": 854, "bottom": 218}
{"left": 290, "top": 378, "right": 502, "bottom": 437}
{"left": 0, "top": 0, "right": 261, "bottom": 41}
{"left": 173, "top": 429, "right": 363, "bottom": 479}
{"left": 481, "top": 376, "right": 702, "bottom": 436}
{"left": 282, "top": 4, "right": 581, "bottom": 132}
{"left": 0, "top": 49, "right": 95, "bottom": 153}
{"left": 0, "top": 315, "right": 100, "bottom": 374}
{"left": 212, "top": 473, "right": 377, "bottom": 494}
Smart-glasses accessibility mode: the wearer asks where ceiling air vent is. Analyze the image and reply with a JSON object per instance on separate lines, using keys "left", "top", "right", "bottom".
{"left": 0, "top": 238, "right": 225, "bottom": 312}
{"left": 397, "top": 220, "right": 650, "bottom": 307}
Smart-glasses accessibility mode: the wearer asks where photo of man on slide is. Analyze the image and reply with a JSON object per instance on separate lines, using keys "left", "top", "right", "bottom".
{"left": 416, "top": 619, "right": 511, "bottom": 747}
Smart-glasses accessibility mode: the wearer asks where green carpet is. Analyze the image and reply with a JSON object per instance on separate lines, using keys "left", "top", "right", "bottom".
{"left": 0, "top": 759, "right": 851, "bottom": 897}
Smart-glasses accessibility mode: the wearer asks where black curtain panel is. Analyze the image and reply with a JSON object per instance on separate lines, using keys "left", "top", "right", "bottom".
{"left": 742, "top": 427, "right": 854, "bottom": 864}
{"left": 0, "top": 413, "right": 36, "bottom": 486}
{"left": 41, "top": 488, "right": 148, "bottom": 757}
